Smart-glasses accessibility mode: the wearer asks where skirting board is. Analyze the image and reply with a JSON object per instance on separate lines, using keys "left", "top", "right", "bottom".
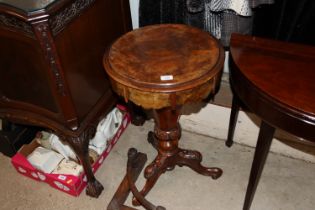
{"left": 180, "top": 103, "right": 315, "bottom": 163}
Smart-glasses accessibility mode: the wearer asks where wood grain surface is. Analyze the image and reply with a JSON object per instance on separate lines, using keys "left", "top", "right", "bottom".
{"left": 104, "top": 24, "right": 224, "bottom": 109}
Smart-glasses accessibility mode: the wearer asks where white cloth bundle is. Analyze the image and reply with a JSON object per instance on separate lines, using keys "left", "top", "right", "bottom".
{"left": 37, "top": 131, "right": 77, "bottom": 161}
{"left": 89, "top": 107, "right": 123, "bottom": 154}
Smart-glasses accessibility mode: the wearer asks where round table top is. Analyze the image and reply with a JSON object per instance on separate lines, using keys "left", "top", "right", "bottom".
{"left": 103, "top": 24, "right": 224, "bottom": 109}
{"left": 104, "top": 24, "right": 224, "bottom": 92}
{"left": 230, "top": 33, "right": 315, "bottom": 141}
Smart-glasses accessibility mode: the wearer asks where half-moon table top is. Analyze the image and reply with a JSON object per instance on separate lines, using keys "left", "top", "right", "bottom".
{"left": 230, "top": 33, "right": 315, "bottom": 141}
{"left": 103, "top": 24, "right": 224, "bottom": 109}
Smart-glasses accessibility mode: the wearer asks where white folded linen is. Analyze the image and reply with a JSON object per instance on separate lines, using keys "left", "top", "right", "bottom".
{"left": 27, "top": 147, "right": 64, "bottom": 173}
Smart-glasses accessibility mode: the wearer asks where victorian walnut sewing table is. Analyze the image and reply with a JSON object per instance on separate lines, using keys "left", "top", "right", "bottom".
{"left": 226, "top": 34, "right": 315, "bottom": 210}
{"left": 103, "top": 24, "right": 224, "bottom": 208}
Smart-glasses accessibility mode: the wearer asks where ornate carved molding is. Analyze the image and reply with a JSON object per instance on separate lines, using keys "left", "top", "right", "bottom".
{"left": 178, "top": 149, "right": 201, "bottom": 160}
{"left": 0, "top": 14, "right": 34, "bottom": 37}
{"left": 64, "top": 125, "right": 96, "bottom": 150}
{"left": 154, "top": 126, "right": 181, "bottom": 141}
{"left": 32, "top": 21, "right": 66, "bottom": 96}
{"left": 50, "top": 0, "right": 96, "bottom": 35}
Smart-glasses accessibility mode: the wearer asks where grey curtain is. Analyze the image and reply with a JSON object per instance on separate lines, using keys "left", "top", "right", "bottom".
{"left": 139, "top": 0, "right": 274, "bottom": 47}
{"left": 253, "top": 0, "right": 315, "bottom": 46}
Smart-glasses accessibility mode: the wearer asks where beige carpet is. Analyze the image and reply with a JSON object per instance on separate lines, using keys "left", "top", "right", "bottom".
{"left": 1, "top": 121, "right": 315, "bottom": 210}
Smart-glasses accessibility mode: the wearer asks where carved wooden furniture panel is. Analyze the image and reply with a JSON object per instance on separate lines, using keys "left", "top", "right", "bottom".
{"left": 0, "top": 0, "right": 132, "bottom": 197}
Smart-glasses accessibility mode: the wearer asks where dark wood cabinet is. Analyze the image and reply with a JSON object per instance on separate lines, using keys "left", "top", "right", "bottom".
{"left": 0, "top": 0, "right": 132, "bottom": 197}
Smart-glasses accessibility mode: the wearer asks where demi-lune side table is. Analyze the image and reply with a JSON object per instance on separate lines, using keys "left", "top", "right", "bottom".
{"left": 226, "top": 33, "right": 315, "bottom": 210}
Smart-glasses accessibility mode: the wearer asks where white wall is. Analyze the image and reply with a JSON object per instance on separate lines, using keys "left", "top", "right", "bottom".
{"left": 129, "top": 0, "right": 139, "bottom": 29}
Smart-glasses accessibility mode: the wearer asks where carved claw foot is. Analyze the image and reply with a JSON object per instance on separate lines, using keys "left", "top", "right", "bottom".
{"left": 86, "top": 179, "right": 104, "bottom": 198}
{"left": 177, "top": 149, "right": 222, "bottom": 179}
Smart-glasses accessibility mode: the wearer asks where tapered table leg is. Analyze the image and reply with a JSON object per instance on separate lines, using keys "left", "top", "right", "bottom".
{"left": 243, "top": 121, "right": 275, "bottom": 210}
{"left": 226, "top": 95, "right": 240, "bottom": 147}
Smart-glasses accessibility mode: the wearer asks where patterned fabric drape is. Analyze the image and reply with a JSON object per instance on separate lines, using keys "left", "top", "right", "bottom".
{"left": 209, "top": 0, "right": 253, "bottom": 16}
{"left": 139, "top": 0, "right": 274, "bottom": 47}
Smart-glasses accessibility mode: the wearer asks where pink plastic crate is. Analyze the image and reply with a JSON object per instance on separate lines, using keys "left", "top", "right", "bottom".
{"left": 11, "top": 106, "right": 130, "bottom": 196}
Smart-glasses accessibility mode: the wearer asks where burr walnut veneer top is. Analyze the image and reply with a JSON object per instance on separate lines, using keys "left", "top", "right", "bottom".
{"left": 103, "top": 24, "right": 224, "bottom": 109}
